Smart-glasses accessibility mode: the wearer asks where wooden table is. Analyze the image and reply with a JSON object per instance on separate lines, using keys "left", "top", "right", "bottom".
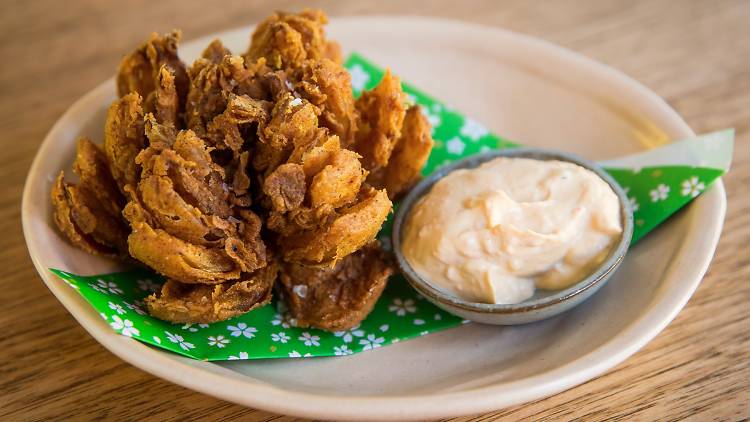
{"left": 2, "top": 0, "right": 748, "bottom": 420}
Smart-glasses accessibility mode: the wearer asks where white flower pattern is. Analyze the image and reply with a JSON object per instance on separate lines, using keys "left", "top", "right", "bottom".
{"left": 420, "top": 106, "right": 441, "bottom": 132}
{"left": 389, "top": 298, "right": 417, "bottom": 316}
{"left": 334, "top": 345, "right": 354, "bottom": 356}
{"left": 334, "top": 325, "right": 365, "bottom": 343}
{"left": 165, "top": 331, "right": 195, "bottom": 351}
{"left": 207, "top": 335, "right": 230, "bottom": 348}
{"left": 110, "top": 315, "right": 139, "bottom": 337}
{"left": 299, "top": 332, "right": 320, "bottom": 347}
{"left": 629, "top": 197, "right": 640, "bottom": 212}
{"left": 359, "top": 334, "right": 385, "bottom": 351}
{"left": 445, "top": 137, "right": 465, "bottom": 155}
{"left": 228, "top": 352, "right": 249, "bottom": 360}
{"left": 271, "top": 332, "right": 291, "bottom": 343}
{"left": 288, "top": 350, "right": 312, "bottom": 358}
{"left": 649, "top": 184, "right": 670, "bottom": 202}
{"left": 271, "top": 312, "right": 296, "bottom": 329}
{"left": 181, "top": 323, "right": 209, "bottom": 332}
{"left": 123, "top": 300, "right": 146, "bottom": 315}
{"left": 108, "top": 301, "right": 125, "bottom": 315}
{"left": 460, "top": 118, "right": 488, "bottom": 140}
{"left": 92, "top": 279, "right": 122, "bottom": 295}
{"left": 681, "top": 176, "right": 705, "bottom": 197}
{"left": 349, "top": 64, "right": 369, "bottom": 92}
{"left": 228, "top": 322, "right": 257, "bottom": 338}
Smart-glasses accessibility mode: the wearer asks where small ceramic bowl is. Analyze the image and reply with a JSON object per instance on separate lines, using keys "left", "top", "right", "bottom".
{"left": 392, "top": 148, "right": 634, "bottom": 325}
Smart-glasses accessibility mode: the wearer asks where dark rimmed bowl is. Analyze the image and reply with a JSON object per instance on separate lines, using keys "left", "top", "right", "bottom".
{"left": 392, "top": 148, "right": 634, "bottom": 325}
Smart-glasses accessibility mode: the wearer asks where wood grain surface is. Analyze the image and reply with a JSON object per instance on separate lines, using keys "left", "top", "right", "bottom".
{"left": 2, "top": 0, "right": 749, "bottom": 420}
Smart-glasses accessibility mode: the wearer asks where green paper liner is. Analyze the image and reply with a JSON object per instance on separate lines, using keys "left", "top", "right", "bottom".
{"left": 48, "top": 53, "right": 732, "bottom": 361}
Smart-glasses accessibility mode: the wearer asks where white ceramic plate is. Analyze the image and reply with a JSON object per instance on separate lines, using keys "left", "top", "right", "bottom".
{"left": 22, "top": 17, "right": 725, "bottom": 420}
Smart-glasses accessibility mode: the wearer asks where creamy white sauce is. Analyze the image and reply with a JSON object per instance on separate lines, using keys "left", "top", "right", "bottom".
{"left": 402, "top": 157, "right": 623, "bottom": 304}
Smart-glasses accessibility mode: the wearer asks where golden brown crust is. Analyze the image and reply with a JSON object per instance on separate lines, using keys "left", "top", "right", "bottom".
{"left": 126, "top": 219, "right": 241, "bottom": 283}
{"left": 308, "top": 148, "right": 364, "bottom": 209}
{"left": 51, "top": 138, "right": 129, "bottom": 258}
{"left": 245, "top": 9, "right": 330, "bottom": 70}
{"left": 146, "top": 261, "right": 277, "bottom": 324}
{"left": 324, "top": 40, "right": 343, "bottom": 64}
{"left": 352, "top": 69, "right": 406, "bottom": 170}
{"left": 201, "top": 39, "right": 231, "bottom": 64}
{"left": 263, "top": 163, "right": 307, "bottom": 213}
{"left": 281, "top": 187, "right": 391, "bottom": 265}
{"left": 116, "top": 30, "right": 188, "bottom": 108}
{"left": 377, "top": 106, "right": 434, "bottom": 199}
{"left": 154, "top": 65, "right": 179, "bottom": 127}
{"left": 51, "top": 9, "right": 435, "bottom": 329}
{"left": 253, "top": 93, "right": 321, "bottom": 175}
{"left": 280, "top": 242, "right": 393, "bottom": 331}
{"left": 51, "top": 173, "right": 117, "bottom": 257}
{"left": 294, "top": 58, "right": 358, "bottom": 145}
{"left": 206, "top": 93, "right": 271, "bottom": 153}
{"left": 103, "top": 93, "right": 146, "bottom": 193}
{"left": 185, "top": 55, "right": 272, "bottom": 139}
{"left": 124, "top": 121, "right": 267, "bottom": 283}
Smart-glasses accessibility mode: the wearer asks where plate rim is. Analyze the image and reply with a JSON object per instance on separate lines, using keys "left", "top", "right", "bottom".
{"left": 21, "top": 15, "right": 726, "bottom": 421}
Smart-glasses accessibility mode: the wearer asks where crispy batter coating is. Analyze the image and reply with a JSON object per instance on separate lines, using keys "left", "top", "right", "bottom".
{"left": 202, "top": 39, "right": 231, "bottom": 64}
{"left": 186, "top": 55, "right": 271, "bottom": 138}
{"left": 124, "top": 122, "right": 267, "bottom": 282}
{"left": 298, "top": 135, "right": 341, "bottom": 178}
{"left": 281, "top": 187, "right": 391, "bottom": 265}
{"left": 146, "top": 262, "right": 277, "bottom": 324}
{"left": 225, "top": 210, "right": 267, "bottom": 273}
{"left": 254, "top": 92, "right": 388, "bottom": 266}
{"left": 308, "top": 148, "right": 363, "bottom": 209}
{"left": 147, "top": 124, "right": 231, "bottom": 217}
{"left": 246, "top": 9, "right": 331, "bottom": 70}
{"left": 103, "top": 93, "right": 146, "bottom": 192}
{"left": 263, "top": 163, "right": 306, "bottom": 213}
{"left": 154, "top": 65, "right": 179, "bottom": 127}
{"left": 253, "top": 93, "right": 321, "bottom": 175}
{"left": 51, "top": 9, "right": 435, "bottom": 328}
{"left": 266, "top": 203, "right": 335, "bottom": 237}
{"left": 230, "top": 151, "right": 252, "bottom": 207}
{"left": 206, "top": 93, "right": 271, "bottom": 153}
{"left": 74, "top": 137, "right": 126, "bottom": 216}
{"left": 280, "top": 242, "right": 393, "bottom": 331}
{"left": 324, "top": 40, "right": 343, "bottom": 64}
{"left": 372, "top": 106, "right": 434, "bottom": 199}
{"left": 222, "top": 55, "right": 272, "bottom": 100}
{"left": 294, "top": 58, "right": 358, "bottom": 145}
{"left": 353, "top": 69, "right": 406, "bottom": 170}
{"left": 116, "top": 30, "right": 188, "bottom": 108}
{"left": 51, "top": 138, "right": 129, "bottom": 258}
{"left": 126, "top": 218, "right": 241, "bottom": 283}
{"left": 185, "top": 58, "right": 228, "bottom": 137}
{"left": 134, "top": 153, "right": 229, "bottom": 247}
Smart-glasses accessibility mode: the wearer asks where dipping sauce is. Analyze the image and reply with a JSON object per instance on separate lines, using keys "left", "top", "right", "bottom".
{"left": 402, "top": 157, "right": 623, "bottom": 304}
